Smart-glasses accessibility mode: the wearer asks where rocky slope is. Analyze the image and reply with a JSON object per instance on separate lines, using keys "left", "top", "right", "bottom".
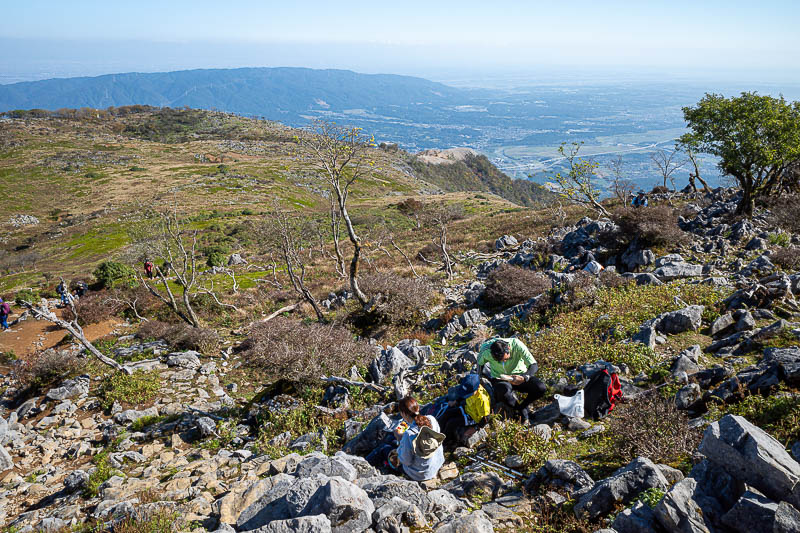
{"left": 1, "top": 188, "right": 800, "bottom": 532}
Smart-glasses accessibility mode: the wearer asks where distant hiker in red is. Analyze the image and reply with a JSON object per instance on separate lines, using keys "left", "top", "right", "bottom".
{"left": 0, "top": 298, "right": 10, "bottom": 331}
{"left": 144, "top": 260, "right": 154, "bottom": 279}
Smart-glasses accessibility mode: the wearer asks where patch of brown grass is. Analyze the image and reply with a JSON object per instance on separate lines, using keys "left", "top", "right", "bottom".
{"left": 483, "top": 264, "right": 552, "bottom": 311}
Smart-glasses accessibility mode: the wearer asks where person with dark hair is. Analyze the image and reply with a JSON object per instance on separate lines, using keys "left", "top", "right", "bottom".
{"left": 144, "top": 259, "right": 154, "bottom": 279}
{"left": 0, "top": 298, "right": 10, "bottom": 331}
{"left": 366, "top": 396, "right": 445, "bottom": 481}
{"left": 478, "top": 337, "right": 546, "bottom": 421}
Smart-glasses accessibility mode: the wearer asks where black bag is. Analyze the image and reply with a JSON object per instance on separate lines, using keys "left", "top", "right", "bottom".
{"left": 582, "top": 369, "right": 623, "bottom": 420}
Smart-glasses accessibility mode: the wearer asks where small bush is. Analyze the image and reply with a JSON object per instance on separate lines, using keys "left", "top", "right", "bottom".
{"left": 484, "top": 416, "right": 556, "bottom": 472}
{"left": 613, "top": 204, "right": 690, "bottom": 248}
{"left": 93, "top": 260, "right": 137, "bottom": 288}
{"left": 15, "top": 350, "right": 84, "bottom": 391}
{"left": 609, "top": 391, "right": 701, "bottom": 464}
{"left": 98, "top": 370, "right": 161, "bottom": 409}
{"left": 483, "top": 264, "right": 552, "bottom": 310}
{"left": 74, "top": 292, "right": 123, "bottom": 326}
{"left": 767, "top": 193, "right": 800, "bottom": 234}
{"left": 772, "top": 247, "right": 800, "bottom": 271}
{"left": 136, "top": 321, "right": 219, "bottom": 354}
{"left": 650, "top": 185, "right": 669, "bottom": 194}
{"left": 114, "top": 509, "right": 182, "bottom": 533}
{"left": 239, "top": 317, "right": 373, "bottom": 383}
{"left": 359, "top": 271, "right": 435, "bottom": 326}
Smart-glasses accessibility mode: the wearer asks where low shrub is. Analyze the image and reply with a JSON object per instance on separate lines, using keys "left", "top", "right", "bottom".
{"left": 771, "top": 247, "right": 800, "bottom": 271}
{"left": 98, "top": 370, "right": 161, "bottom": 409}
{"left": 239, "top": 317, "right": 373, "bottom": 383}
{"left": 609, "top": 391, "right": 701, "bottom": 464}
{"left": 74, "top": 292, "right": 123, "bottom": 326}
{"left": 767, "top": 193, "right": 800, "bottom": 234}
{"left": 14, "top": 349, "right": 84, "bottom": 391}
{"left": 650, "top": 185, "right": 669, "bottom": 194}
{"left": 484, "top": 416, "right": 556, "bottom": 472}
{"left": 93, "top": 260, "right": 137, "bottom": 289}
{"left": 359, "top": 271, "right": 435, "bottom": 326}
{"left": 483, "top": 264, "right": 552, "bottom": 310}
{"left": 136, "top": 321, "right": 219, "bottom": 354}
{"left": 613, "top": 204, "right": 690, "bottom": 248}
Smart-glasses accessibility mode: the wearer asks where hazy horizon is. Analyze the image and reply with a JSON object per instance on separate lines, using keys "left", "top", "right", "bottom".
{"left": 2, "top": 1, "right": 799, "bottom": 87}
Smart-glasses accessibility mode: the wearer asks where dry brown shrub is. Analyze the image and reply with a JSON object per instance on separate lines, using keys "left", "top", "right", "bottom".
{"left": 440, "top": 306, "right": 465, "bottom": 324}
{"left": 239, "top": 317, "right": 373, "bottom": 383}
{"left": 359, "top": 271, "right": 435, "bottom": 326}
{"left": 136, "top": 321, "right": 219, "bottom": 354}
{"left": 484, "top": 264, "right": 552, "bottom": 310}
{"left": 74, "top": 292, "right": 123, "bottom": 326}
{"left": 609, "top": 391, "right": 701, "bottom": 464}
{"left": 613, "top": 204, "right": 690, "bottom": 248}
{"left": 15, "top": 349, "right": 84, "bottom": 391}
{"left": 772, "top": 247, "right": 800, "bottom": 271}
{"left": 597, "top": 269, "right": 628, "bottom": 289}
{"left": 768, "top": 194, "right": 800, "bottom": 233}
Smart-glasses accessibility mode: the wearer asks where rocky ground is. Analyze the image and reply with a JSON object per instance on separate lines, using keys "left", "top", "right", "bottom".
{"left": 1, "top": 188, "right": 800, "bottom": 532}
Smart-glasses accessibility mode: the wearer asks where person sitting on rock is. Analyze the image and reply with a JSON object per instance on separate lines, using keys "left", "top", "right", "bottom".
{"left": 478, "top": 338, "right": 547, "bottom": 422}
{"left": 366, "top": 396, "right": 445, "bottom": 481}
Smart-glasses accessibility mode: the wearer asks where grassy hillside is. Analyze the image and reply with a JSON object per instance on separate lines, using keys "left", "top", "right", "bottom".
{"left": 0, "top": 107, "right": 537, "bottom": 293}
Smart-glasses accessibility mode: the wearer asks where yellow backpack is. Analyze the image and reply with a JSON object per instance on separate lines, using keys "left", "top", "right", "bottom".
{"left": 464, "top": 385, "right": 491, "bottom": 423}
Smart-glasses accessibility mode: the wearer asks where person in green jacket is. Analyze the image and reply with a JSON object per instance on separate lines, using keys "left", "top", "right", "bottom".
{"left": 477, "top": 338, "right": 546, "bottom": 420}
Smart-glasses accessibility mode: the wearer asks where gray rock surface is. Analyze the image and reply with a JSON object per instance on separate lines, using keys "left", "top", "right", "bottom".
{"left": 699, "top": 415, "right": 800, "bottom": 508}
{"left": 720, "top": 490, "right": 779, "bottom": 533}
{"left": 303, "top": 477, "right": 374, "bottom": 533}
{"left": 249, "top": 514, "right": 331, "bottom": 533}
{"left": 434, "top": 510, "right": 494, "bottom": 533}
{"left": 574, "top": 457, "right": 670, "bottom": 519}
{"left": 653, "top": 477, "right": 713, "bottom": 533}
{"left": 369, "top": 347, "right": 414, "bottom": 383}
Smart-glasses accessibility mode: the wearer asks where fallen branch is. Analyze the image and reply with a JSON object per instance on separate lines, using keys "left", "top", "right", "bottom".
{"left": 21, "top": 300, "right": 128, "bottom": 374}
{"left": 197, "top": 280, "right": 242, "bottom": 313}
{"left": 262, "top": 302, "right": 301, "bottom": 322}
{"left": 390, "top": 238, "right": 419, "bottom": 278}
{"left": 321, "top": 375, "right": 389, "bottom": 394}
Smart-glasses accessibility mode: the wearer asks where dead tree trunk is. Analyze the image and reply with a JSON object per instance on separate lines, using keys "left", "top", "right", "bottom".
{"left": 22, "top": 301, "right": 128, "bottom": 374}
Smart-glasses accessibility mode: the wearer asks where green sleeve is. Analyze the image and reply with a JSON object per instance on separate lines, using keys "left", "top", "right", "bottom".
{"left": 512, "top": 338, "right": 535, "bottom": 366}
{"left": 477, "top": 348, "right": 488, "bottom": 367}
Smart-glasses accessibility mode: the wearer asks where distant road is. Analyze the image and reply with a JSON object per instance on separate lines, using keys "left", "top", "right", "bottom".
{"left": 495, "top": 139, "right": 679, "bottom": 172}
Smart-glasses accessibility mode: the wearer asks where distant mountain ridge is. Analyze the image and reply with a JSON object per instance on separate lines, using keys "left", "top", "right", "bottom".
{"left": 0, "top": 67, "right": 464, "bottom": 122}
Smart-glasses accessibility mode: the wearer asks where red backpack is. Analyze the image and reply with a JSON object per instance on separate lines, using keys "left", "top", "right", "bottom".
{"left": 582, "top": 369, "right": 623, "bottom": 420}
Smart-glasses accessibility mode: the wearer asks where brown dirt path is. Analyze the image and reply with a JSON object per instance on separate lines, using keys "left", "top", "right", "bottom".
{"left": 0, "top": 306, "right": 122, "bottom": 357}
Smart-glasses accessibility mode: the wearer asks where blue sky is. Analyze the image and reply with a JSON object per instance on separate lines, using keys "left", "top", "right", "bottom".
{"left": 2, "top": 0, "right": 799, "bottom": 83}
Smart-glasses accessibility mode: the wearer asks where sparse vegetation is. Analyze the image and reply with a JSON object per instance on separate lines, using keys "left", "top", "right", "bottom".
{"left": 609, "top": 391, "right": 701, "bottom": 464}
{"left": 483, "top": 264, "right": 552, "bottom": 310}
{"left": 14, "top": 349, "right": 84, "bottom": 391}
{"left": 613, "top": 204, "right": 689, "bottom": 248}
{"left": 97, "top": 370, "right": 161, "bottom": 409}
{"left": 136, "top": 320, "right": 219, "bottom": 354}
{"left": 239, "top": 317, "right": 373, "bottom": 383}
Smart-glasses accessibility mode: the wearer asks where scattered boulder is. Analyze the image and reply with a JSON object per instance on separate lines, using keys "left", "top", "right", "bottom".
{"left": 699, "top": 414, "right": 800, "bottom": 508}
{"left": 574, "top": 457, "right": 671, "bottom": 519}
{"left": 495, "top": 235, "right": 518, "bottom": 250}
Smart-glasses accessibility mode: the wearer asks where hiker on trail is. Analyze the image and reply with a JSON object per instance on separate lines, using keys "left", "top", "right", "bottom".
{"left": 74, "top": 280, "right": 88, "bottom": 298}
{"left": 56, "top": 279, "right": 71, "bottom": 307}
{"left": 478, "top": 338, "right": 546, "bottom": 421}
{"left": 366, "top": 396, "right": 445, "bottom": 481}
{"left": 631, "top": 192, "right": 648, "bottom": 208}
{"left": 144, "top": 260, "right": 154, "bottom": 279}
{"left": 436, "top": 373, "right": 490, "bottom": 444}
{"left": 0, "top": 298, "right": 10, "bottom": 331}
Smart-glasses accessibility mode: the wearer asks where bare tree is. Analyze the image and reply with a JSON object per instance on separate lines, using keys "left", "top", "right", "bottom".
{"left": 128, "top": 205, "right": 202, "bottom": 327}
{"left": 295, "top": 120, "right": 376, "bottom": 305}
{"left": 651, "top": 149, "right": 687, "bottom": 191}
{"left": 683, "top": 146, "right": 711, "bottom": 194}
{"left": 21, "top": 300, "right": 128, "bottom": 373}
{"left": 551, "top": 142, "right": 610, "bottom": 217}
{"left": 606, "top": 155, "right": 636, "bottom": 206}
{"left": 421, "top": 203, "right": 464, "bottom": 280}
{"left": 266, "top": 205, "right": 326, "bottom": 322}
{"left": 327, "top": 193, "right": 347, "bottom": 278}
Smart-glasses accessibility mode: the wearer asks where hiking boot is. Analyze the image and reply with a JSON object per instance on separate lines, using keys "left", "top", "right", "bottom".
{"left": 516, "top": 407, "right": 531, "bottom": 426}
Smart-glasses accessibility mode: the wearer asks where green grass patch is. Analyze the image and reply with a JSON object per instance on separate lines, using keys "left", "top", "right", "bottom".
{"left": 98, "top": 370, "right": 161, "bottom": 410}
{"left": 67, "top": 223, "right": 130, "bottom": 260}
{"left": 515, "top": 282, "right": 729, "bottom": 378}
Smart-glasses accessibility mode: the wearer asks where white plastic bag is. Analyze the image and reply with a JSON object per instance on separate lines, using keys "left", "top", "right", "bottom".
{"left": 554, "top": 390, "right": 585, "bottom": 418}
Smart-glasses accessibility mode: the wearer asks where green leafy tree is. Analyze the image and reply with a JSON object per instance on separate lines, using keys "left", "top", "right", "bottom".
{"left": 550, "top": 142, "right": 610, "bottom": 217}
{"left": 679, "top": 92, "right": 800, "bottom": 216}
